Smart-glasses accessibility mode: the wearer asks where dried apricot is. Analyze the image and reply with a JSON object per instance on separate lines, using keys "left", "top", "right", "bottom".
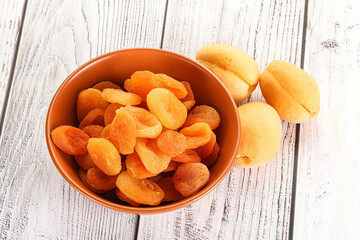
{"left": 129, "top": 71, "right": 160, "bottom": 101}
{"left": 75, "top": 153, "right": 95, "bottom": 170}
{"left": 180, "top": 81, "right": 196, "bottom": 111}
{"left": 101, "top": 125, "right": 111, "bottom": 139}
{"left": 87, "top": 138, "right": 122, "bottom": 175}
{"left": 162, "top": 161, "right": 178, "bottom": 172}
{"left": 115, "top": 188, "right": 140, "bottom": 207}
{"left": 51, "top": 125, "right": 89, "bottom": 155}
{"left": 79, "top": 108, "right": 105, "bottom": 129}
{"left": 116, "top": 171, "right": 164, "bottom": 206}
{"left": 82, "top": 125, "right": 104, "bottom": 138}
{"left": 158, "top": 177, "right": 184, "bottom": 202}
{"left": 78, "top": 168, "right": 105, "bottom": 194}
{"left": 121, "top": 106, "right": 162, "bottom": 138}
{"left": 156, "top": 74, "right": 188, "bottom": 99}
{"left": 104, "top": 103, "right": 123, "bottom": 125}
{"left": 194, "top": 131, "right": 216, "bottom": 158}
{"left": 125, "top": 153, "right": 157, "bottom": 179}
{"left": 102, "top": 88, "right": 142, "bottom": 105}
{"left": 179, "top": 122, "right": 212, "bottom": 149}
{"left": 173, "top": 163, "right": 210, "bottom": 197}
{"left": 77, "top": 88, "right": 108, "bottom": 122}
{"left": 182, "top": 105, "right": 220, "bottom": 130}
{"left": 135, "top": 138, "right": 171, "bottom": 174}
{"left": 156, "top": 130, "right": 187, "bottom": 157}
{"left": 147, "top": 88, "right": 187, "bottom": 129}
{"left": 202, "top": 142, "right": 219, "bottom": 166}
{"left": 87, "top": 167, "right": 117, "bottom": 191}
{"left": 123, "top": 79, "right": 131, "bottom": 92}
{"left": 93, "top": 81, "right": 121, "bottom": 91}
{"left": 172, "top": 150, "right": 201, "bottom": 163}
{"left": 109, "top": 110, "right": 137, "bottom": 154}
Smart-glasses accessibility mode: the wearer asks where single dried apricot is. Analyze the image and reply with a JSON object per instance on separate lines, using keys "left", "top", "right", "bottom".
{"left": 158, "top": 177, "right": 184, "bottom": 202}
{"left": 121, "top": 106, "right": 162, "bottom": 138}
{"left": 162, "top": 161, "right": 178, "bottom": 172}
{"left": 126, "top": 152, "right": 157, "bottom": 179}
{"left": 104, "top": 103, "right": 123, "bottom": 125}
{"left": 87, "top": 138, "right": 122, "bottom": 175}
{"left": 147, "top": 88, "right": 187, "bottom": 129}
{"left": 51, "top": 125, "right": 89, "bottom": 155}
{"left": 156, "top": 130, "right": 187, "bottom": 157}
{"left": 78, "top": 168, "right": 105, "bottom": 194}
{"left": 77, "top": 88, "right": 109, "bottom": 122}
{"left": 93, "top": 81, "right": 121, "bottom": 91}
{"left": 79, "top": 108, "right": 105, "bottom": 129}
{"left": 202, "top": 142, "right": 219, "bottom": 166}
{"left": 173, "top": 163, "right": 210, "bottom": 197}
{"left": 101, "top": 125, "right": 111, "bottom": 139}
{"left": 109, "top": 110, "right": 137, "bottom": 154}
{"left": 75, "top": 153, "right": 95, "bottom": 170}
{"left": 116, "top": 171, "right": 164, "bottom": 206}
{"left": 82, "top": 125, "right": 104, "bottom": 138}
{"left": 180, "top": 81, "right": 196, "bottom": 111}
{"left": 182, "top": 105, "right": 221, "bottom": 130}
{"left": 194, "top": 131, "right": 216, "bottom": 158}
{"left": 156, "top": 74, "right": 188, "bottom": 99}
{"left": 102, "top": 88, "right": 142, "bottom": 105}
{"left": 179, "top": 122, "right": 212, "bottom": 149}
{"left": 123, "top": 79, "right": 131, "bottom": 92}
{"left": 115, "top": 188, "right": 140, "bottom": 207}
{"left": 172, "top": 150, "right": 201, "bottom": 163}
{"left": 135, "top": 138, "right": 171, "bottom": 174}
{"left": 87, "top": 167, "right": 117, "bottom": 191}
{"left": 129, "top": 71, "right": 160, "bottom": 101}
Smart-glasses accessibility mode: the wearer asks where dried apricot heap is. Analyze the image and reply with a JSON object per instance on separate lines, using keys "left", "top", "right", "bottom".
{"left": 51, "top": 72, "right": 221, "bottom": 207}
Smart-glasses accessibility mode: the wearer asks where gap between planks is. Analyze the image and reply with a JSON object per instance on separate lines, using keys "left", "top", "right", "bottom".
{"left": 0, "top": 0, "right": 28, "bottom": 137}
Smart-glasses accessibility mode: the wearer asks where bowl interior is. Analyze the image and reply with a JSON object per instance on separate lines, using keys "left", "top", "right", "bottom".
{"left": 46, "top": 48, "right": 240, "bottom": 214}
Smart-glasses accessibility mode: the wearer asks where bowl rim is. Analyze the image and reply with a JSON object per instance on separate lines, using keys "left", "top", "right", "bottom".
{"left": 45, "top": 48, "right": 240, "bottom": 214}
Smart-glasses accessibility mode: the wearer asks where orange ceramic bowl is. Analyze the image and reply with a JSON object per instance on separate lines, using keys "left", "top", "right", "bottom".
{"left": 45, "top": 48, "right": 240, "bottom": 214}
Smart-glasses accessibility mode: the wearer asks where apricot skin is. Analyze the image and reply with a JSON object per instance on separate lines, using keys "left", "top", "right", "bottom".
{"left": 235, "top": 102, "right": 281, "bottom": 168}
{"left": 196, "top": 44, "right": 260, "bottom": 103}
{"left": 260, "top": 60, "right": 320, "bottom": 123}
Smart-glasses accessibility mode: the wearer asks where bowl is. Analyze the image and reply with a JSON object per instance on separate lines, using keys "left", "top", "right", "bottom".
{"left": 45, "top": 48, "right": 240, "bottom": 214}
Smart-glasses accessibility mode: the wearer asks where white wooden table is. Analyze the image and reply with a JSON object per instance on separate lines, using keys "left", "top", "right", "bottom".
{"left": 0, "top": 0, "right": 359, "bottom": 239}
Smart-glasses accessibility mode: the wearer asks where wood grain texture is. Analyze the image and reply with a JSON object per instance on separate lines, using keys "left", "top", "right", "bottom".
{"left": 0, "top": 0, "right": 26, "bottom": 125}
{"left": 0, "top": 0, "right": 166, "bottom": 239}
{"left": 294, "top": 0, "right": 360, "bottom": 239}
{"left": 137, "top": 0, "right": 304, "bottom": 239}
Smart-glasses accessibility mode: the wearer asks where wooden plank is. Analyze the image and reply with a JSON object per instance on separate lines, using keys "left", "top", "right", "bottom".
{"left": 137, "top": 0, "right": 305, "bottom": 239}
{"left": 0, "top": 0, "right": 26, "bottom": 124}
{"left": 293, "top": 0, "right": 360, "bottom": 239}
{"left": 0, "top": 0, "right": 166, "bottom": 239}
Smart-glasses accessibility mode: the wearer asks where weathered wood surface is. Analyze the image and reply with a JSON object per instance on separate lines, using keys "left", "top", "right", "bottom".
{"left": 0, "top": 0, "right": 166, "bottom": 239}
{"left": 293, "top": 0, "right": 360, "bottom": 239}
{"left": 0, "top": 0, "right": 26, "bottom": 128}
{"left": 137, "top": 0, "right": 304, "bottom": 239}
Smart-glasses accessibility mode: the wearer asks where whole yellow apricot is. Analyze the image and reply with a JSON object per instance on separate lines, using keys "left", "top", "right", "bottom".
{"left": 196, "top": 44, "right": 260, "bottom": 103}
{"left": 260, "top": 60, "right": 320, "bottom": 123}
{"left": 236, "top": 102, "right": 281, "bottom": 168}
